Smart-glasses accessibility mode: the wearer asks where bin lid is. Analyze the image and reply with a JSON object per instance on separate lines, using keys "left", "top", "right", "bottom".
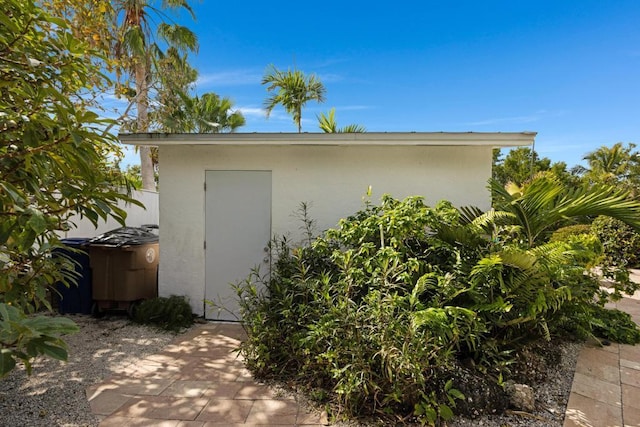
{"left": 87, "top": 227, "right": 159, "bottom": 247}
{"left": 60, "top": 237, "right": 91, "bottom": 247}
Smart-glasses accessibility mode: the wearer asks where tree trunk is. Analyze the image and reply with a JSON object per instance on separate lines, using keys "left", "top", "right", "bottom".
{"left": 135, "top": 60, "right": 155, "bottom": 190}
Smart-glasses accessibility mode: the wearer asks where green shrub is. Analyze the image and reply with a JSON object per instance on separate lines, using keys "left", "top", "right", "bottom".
{"left": 133, "top": 295, "right": 194, "bottom": 332}
{"left": 591, "top": 215, "right": 640, "bottom": 267}
{"left": 590, "top": 305, "right": 640, "bottom": 344}
{"left": 237, "top": 193, "right": 640, "bottom": 426}
{"left": 550, "top": 224, "right": 593, "bottom": 243}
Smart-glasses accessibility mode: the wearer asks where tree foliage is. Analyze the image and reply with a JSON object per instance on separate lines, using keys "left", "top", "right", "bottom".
{"left": 147, "top": 46, "right": 198, "bottom": 131}
{"left": 112, "top": 0, "right": 198, "bottom": 189}
{"left": 493, "top": 143, "right": 640, "bottom": 266}
{"left": 160, "top": 92, "right": 246, "bottom": 133}
{"left": 262, "top": 64, "right": 326, "bottom": 132}
{"left": 591, "top": 216, "right": 640, "bottom": 268}
{"left": 317, "top": 108, "right": 366, "bottom": 133}
{"left": 579, "top": 142, "right": 640, "bottom": 197}
{"left": 492, "top": 147, "right": 578, "bottom": 187}
{"left": 488, "top": 173, "right": 640, "bottom": 247}
{"left": 0, "top": 0, "right": 138, "bottom": 377}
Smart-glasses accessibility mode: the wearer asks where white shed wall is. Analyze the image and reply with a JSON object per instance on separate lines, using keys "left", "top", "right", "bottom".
{"left": 159, "top": 144, "right": 492, "bottom": 316}
{"left": 62, "top": 190, "right": 159, "bottom": 239}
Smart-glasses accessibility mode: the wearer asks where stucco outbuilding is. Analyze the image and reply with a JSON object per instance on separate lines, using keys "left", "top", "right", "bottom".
{"left": 120, "top": 132, "right": 535, "bottom": 320}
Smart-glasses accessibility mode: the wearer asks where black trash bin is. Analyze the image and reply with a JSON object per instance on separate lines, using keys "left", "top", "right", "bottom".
{"left": 86, "top": 227, "right": 159, "bottom": 317}
{"left": 53, "top": 238, "right": 93, "bottom": 314}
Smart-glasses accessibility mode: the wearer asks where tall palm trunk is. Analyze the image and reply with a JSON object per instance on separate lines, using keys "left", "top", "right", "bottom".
{"left": 134, "top": 60, "right": 155, "bottom": 190}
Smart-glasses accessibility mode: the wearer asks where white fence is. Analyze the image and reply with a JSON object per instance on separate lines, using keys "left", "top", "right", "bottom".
{"left": 62, "top": 190, "right": 159, "bottom": 239}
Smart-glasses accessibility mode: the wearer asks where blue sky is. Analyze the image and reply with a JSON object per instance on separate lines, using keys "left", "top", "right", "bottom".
{"left": 123, "top": 0, "right": 640, "bottom": 169}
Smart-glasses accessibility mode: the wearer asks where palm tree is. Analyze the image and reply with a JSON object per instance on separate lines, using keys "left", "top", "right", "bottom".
{"left": 152, "top": 46, "right": 198, "bottom": 130}
{"left": 584, "top": 143, "right": 635, "bottom": 177}
{"left": 484, "top": 173, "right": 640, "bottom": 248}
{"left": 167, "top": 92, "right": 246, "bottom": 133}
{"left": 262, "top": 64, "right": 326, "bottom": 132}
{"left": 581, "top": 143, "right": 640, "bottom": 193}
{"left": 579, "top": 143, "right": 640, "bottom": 198}
{"left": 317, "top": 108, "right": 366, "bottom": 133}
{"left": 113, "top": 0, "right": 198, "bottom": 190}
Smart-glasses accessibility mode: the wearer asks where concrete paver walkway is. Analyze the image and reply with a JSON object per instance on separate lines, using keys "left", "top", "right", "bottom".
{"left": 87, "top": 298, "right": 640, "bottom": 427}
{"left": 564, "top": 296, "right": 640, "bottom": 427}
{"left": 86, "top": 323, "right": 325, "bottom": 426}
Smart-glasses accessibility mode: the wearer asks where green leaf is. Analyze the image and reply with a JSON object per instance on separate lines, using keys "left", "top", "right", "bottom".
{"left": 26, "top": 209, "right": 47, "bottom": 234}
{"left": 38, "top": 341, "right": 68, "bottom": 361}
{"left": 24, "top": 316, "right": 79, "bottom": 336}
{"left": 424, "top": 406, "right": 437, "bottom": 424}
{"left": 448, "top": 388, "right": 465, "bottom": 401}
{"left": 439, "top": 403, "right": 454, "bottom": 420}
{"left": 0, "top": 349, "right": 16, "bottom": 378}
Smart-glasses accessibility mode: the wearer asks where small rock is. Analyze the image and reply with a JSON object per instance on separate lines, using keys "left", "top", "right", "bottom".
{"left": 504, "top": 382, "right": 535, "bottom": 412}
{"left": 320, "top": 410, "right": 330, "bottom": 425}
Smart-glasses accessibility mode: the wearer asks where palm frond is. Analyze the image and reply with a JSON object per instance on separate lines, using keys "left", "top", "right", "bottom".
{"left": 318, "top": 108, "right": 337, "bottom": 133}
{"left": 157, "top": 23, "right": 198, "bottom": 52}
{"left": 490, "top": 174, "right": 640, "bottom": 246}
{"left": 459, "top": 205, "right": 484, "bottom": 225}
{"left": 340, "top": 123, "right": 366, "bottom": 133}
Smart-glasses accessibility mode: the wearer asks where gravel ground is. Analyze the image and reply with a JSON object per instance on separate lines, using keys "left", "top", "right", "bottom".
{"left": 0, "top": 313, "right": 182, "bottom": 427}
{"left": 0, "top": 313, "right": 581, "bottom": 427}
{"left": 448, "top": 341, "right": 582, "bottom": 427}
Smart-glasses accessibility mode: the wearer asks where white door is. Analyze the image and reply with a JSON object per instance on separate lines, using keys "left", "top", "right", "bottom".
{"left": 205, "top": 170, "right": 272, "bottom": 320}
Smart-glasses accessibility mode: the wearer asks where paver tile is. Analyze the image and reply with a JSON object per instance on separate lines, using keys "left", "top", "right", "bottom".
{"left": 578, "top": 346, "right": 621, "bottom": 367}
{"left": 214, "top": 324, "right": 247, "bottom": 340}
{"left": 600, "top": 343, "right": 622, "bottom": 355}
{"left": 235, "top": 367, "right": 257, "bottom": 382}
{"left": 575, "top": 354, "right": 621, "bottom": 384}
{"left": 112, "top": 396, "right": 209, "bottom": 421}
{"left": 92, "top": 377, "right": 175, "bottom": 396}
{"left": 163, "top": 345, "right": 220, "bottom": 356}
{"left": 621, "top": 366, "right": 640, "bottom": 388}
{"left": 571, "top": 371, "right": 622, "bottom": 406}
{"left": 622, "top": 384, "right": 640, "bottom": 410}
{"left": 119, "top": 361, "right": 183, "bottom": 379}
{"left": 621, "top": 357, "right": 640, "bottom": 371}
{"left": 99, "top": 416, "right": 181, "bottom": 426}
{"left": 173, "top": 367, "right": 239, "bottom": 381}
{"left": 194, "top": 398, "right": 253, "bottom": 423}
{"left": 201, "top": 382, "right": 245, "bottom": 399}
{"left": 564, "top": 392, "right": 622, "bottom": 427}
{"left": 145, "top": 353, "right": 191, "bottom": 364}
{"left": 176, "top": 421, "right": 206, "bottom": 427}
{"left": 185, "top": 358, "right": 246, "bottom": 370}
{"left": 201, "top": 424, "right": 297, "bottom": 427}
{"left": 616, "top": 298, "right": 640, "bottom": 311}
{"left": 245, "top": 399, "right": 299, "bottom": 424}
{"left": 585, "top": 338, "right": 620, "bottom": 354}
{"left": 87, "top": 390, "right": 132, "bottom": 415}
{"left": 162, "top": 380, "right": 212, "bottom": 397}
{"left": 620, "top": 345, "right": 640, "bottom": 364}
{"left": 624, "top": 404, "right": 640, "bottom": 427}
{"left": 234, "top": 384, "right": 295, "bottom": 400}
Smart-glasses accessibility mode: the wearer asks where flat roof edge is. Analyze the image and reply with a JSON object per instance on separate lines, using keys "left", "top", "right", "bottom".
{"left": 119, "top": 131, "right": 536, "bottom": 147}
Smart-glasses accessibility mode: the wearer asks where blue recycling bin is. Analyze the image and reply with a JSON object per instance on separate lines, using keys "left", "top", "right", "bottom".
{"left": 54, "top": 238, "right": 92, "bottom": 314}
